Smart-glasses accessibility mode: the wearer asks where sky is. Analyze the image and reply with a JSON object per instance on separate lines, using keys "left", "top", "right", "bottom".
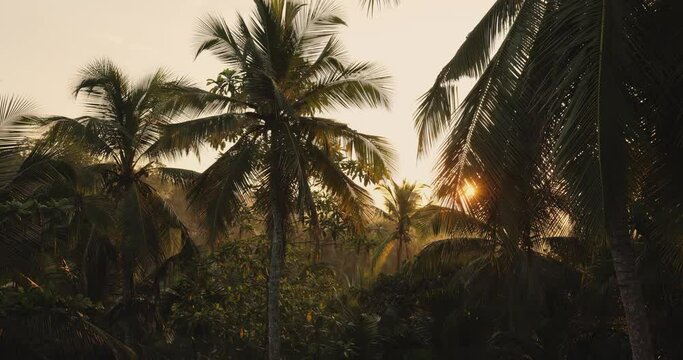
{"left": 0, "top": 0, "right": 493, "bottom": 188}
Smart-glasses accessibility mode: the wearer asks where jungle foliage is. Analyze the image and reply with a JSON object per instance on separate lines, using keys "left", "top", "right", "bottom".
{"left": 1, "top": 0, "right": 682, "bottom": 359}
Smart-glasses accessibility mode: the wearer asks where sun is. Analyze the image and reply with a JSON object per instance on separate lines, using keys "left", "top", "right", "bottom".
{"left": 461, "top": 181, "right": 478, "bottom": 200}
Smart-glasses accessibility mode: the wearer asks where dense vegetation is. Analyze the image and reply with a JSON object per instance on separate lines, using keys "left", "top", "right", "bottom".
{"left": 1, "top": 0, "right": 682, "bottom": 359}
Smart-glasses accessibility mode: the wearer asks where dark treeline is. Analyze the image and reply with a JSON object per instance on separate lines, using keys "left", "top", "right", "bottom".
{"left": 1, "top": 0, "right": 682, "bottom": 359}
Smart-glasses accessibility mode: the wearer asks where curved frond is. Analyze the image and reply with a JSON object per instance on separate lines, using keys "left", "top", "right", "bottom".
{"left": 432, "top": 0, "right": 547, "bottom": 200}
{"left": 414, "top": 0, "right": 526, "bottom": 154}
{"left": 33, "top": 116, "right": 116, "bottom": 160}
{"left": 145, "top": 113, "right": 258, "bottom": 160}
{"left": 189, "top": 137, "right": 261, "bottom": 244}
{"left": 307, "top": 144, "right": 374, "bottom": 224}
{"left": 410, "top": 237, "right": 493, "bottom": 280}
{"left": 359, "top": 0, "right": 401, "bottom": 15}
{"left": 2, "top": 141, "right": 75, "bottom": 200}
{"left": 73, "top": 59, "right": 130, "bottom": 118}
{"left": 294, "top": 61, "right": 392, "bottom": 113}
{"left": 150, "top": 167, "right": 201, "bottom": 190}
{"left": 0, "top": 94, "right": 38, "bottom": 189}
{"left": 293, "top": 0, "right": 346, "bottom": 59}
{"left": 298, "top": 116, "right": 397, "bottom": 175}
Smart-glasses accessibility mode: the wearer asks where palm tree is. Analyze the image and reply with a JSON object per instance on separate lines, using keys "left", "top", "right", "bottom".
{"left": 362, "top": 0, "right": 679, "bottom": 357}
{"left": 0, "top": 94, "right": 75, "bottom": 272}
{"left": 0, "top": 94, "right": 35, "bottom": 187}
{"left": 374, "top": 180, "right": 433, "bottom": 272}
{"left": 36, "top": 60, "right": 197, "bottom": 306}
{"left": 158, "top": 1, "right": 395, "bottom": 358}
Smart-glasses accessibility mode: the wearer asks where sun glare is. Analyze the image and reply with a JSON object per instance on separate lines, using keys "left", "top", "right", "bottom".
{"left": 462, "top": 181, "right": 478, "bottom": 200}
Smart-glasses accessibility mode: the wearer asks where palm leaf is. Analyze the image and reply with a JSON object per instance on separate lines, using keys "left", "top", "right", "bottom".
{"left": 189, "top": 137, "right": 262, "bottom": 244}
{"left": 150, "top": 167, "right": 201, "bottom": 190}
{"left": 414, "top": 0, "right": 525, "bottom": 154}
{"left": 146, "top": 113, "right": 258, "bottom": 160}
{"left": 409, "top": 237, "right": 493, "bottom": 280}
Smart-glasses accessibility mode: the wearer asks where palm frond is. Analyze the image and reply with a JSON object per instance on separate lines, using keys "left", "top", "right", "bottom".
{"left": 0, "top": 94, "right": 38, "bottom": 189}
{"left": 409, "top": 237, "right": 493, "bottom": 280}
{"left": 418, "top": 204, "right": 492, "bottom": 238}
{"left": 189, "top": 137, "right": 262, "bottom": 244}
{"left": 307, "top": 145, "right": 374, "bottom": 225}
{"left": 32, "top": 116, "right": 116, "bottom": 160}
{"left": 359, "top": 0, "right": 401, "bottom": 15}
{"left": 298, "top": 116, "right": 397, "bottom": 176}
{"left": 195, "top": 14, "right": 251, "bottom": 70}
{"left": 370, "top": 236, "right": 396, "bottom": 274}
{"left": 414, "top": 0, "right": 527, "bottom": 154}
{"left": 2, "top": 140, "right": 75, "bottom": 200}
{"left": 137, "top": 182, "right": 196, "bottom": 265}
{"left": 150, "top": 167, "right": 201, "bottom": 190}
{"left": 0, "top": 208, "right": 43, "bottom": 272}
{"left": 294, "top": 61, "right": 392, "bottom": 113}
{"left": 73, "top": 59, "right": 130, "bottom": 119}
{"left": 145, "top": 113, "right": 259, "bottom": 160}
{"left": 293, "top": 0, "right": 346, "bottom": 58}
{"left": 431, "top": 0, "right": 547, "bottom": 204}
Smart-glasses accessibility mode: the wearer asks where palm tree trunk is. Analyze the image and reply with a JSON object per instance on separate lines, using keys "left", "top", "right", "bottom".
{"left": 81, "top": 227, "right": 96, "bottom": 299}
{"left": 600, "top": 101, "right": 653, "bottom": 359}
{"left": 608, "top": 213, "right": 653, "bottom": 360}
{"left": 121, "top": 258, "right": 135, "bottom": 304}
{"left": 600, "top": 125, "right": 651, "bottom": 358}
{"left": 599, "top": 2, "right": 654, "bottom": 358}
{"left": 267, "top": 203, "right": 284, "bottom": 360}
{"left": 121, "top": 229, "right": 136, "bottom": 304}
{"left": 395, "top": 238, "right": 402, "bottom": 272}
{"left": 267, "top": 144, "right": 286, "bottom": 359}
{"left": 310, "top": 209, "right": 322, "bottom": 262}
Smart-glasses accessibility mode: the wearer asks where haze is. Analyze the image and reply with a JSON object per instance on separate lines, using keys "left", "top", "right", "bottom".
{"left": 0, "top": 0, "right": 493, "bottom": 185}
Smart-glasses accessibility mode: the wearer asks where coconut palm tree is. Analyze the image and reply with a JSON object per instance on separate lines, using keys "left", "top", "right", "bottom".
{"left": 373, "top": 180, "right": 434, "bottom": 272}
{"left": 155, "top": 1, "right": 395, "bottom": 358}
{"left": 0, "top": 94, "right": 76, "bottom": 272}
{"left": 362, "top": 0, "right": 681, "bottom": 357}
{"left": 35, "top": 60, "right": 198, "bottom": 306}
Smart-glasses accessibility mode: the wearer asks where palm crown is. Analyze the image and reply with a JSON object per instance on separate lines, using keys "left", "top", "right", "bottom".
{"left": 37, "top": 60, "right": 197, "bottom": 303}
{"left": 159, "top": 0, "right": 396, "bottom": 242}
{"left": 374, "top": 180, "right": 434, "bottom": 272}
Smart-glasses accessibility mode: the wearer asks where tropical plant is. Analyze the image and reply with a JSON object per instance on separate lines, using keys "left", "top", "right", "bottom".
{"left": 0, "top": 94, "right": 77, "bottom": 273}
{"left": 373, "top": 180, "right": 435, "bottom": 273}
{"left": 360, "top": 0, "right": 683, "bottom": 357}
{"left": 34, "top": 60, "right": 198, "bottom": 308}
{"left": 0, "top": 94, "right": 36, "bottom": 189}
{"left": 156, "top": 1, "right": 395, "bottom": 357}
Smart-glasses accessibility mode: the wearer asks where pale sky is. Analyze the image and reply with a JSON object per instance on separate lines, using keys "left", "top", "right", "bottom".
{"left": 0, "top": 0, "right": 492, "bottom": 187}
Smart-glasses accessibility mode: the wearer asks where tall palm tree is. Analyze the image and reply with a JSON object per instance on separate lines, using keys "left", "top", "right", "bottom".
{"left": 157, "top": 1, "right": 395, "bottom": 358}
{"left": 363, "top": 0, "right": 680, "bottom": 357}
{"left": 374, "top": 180, "right": 433, "bottom": 272}
{"left": 36, "top": 60, "right": 197, "bottom": 306}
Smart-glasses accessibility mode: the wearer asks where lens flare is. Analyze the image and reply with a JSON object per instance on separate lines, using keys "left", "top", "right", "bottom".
{"left": 462, "top": 181, "right": 477, "bottom": 200}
